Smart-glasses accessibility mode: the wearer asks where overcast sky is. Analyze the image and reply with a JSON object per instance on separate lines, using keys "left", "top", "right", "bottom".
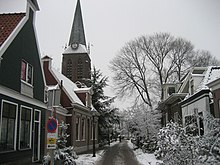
{"left": 1, "top": 0, "right": 220, "bottom": 109}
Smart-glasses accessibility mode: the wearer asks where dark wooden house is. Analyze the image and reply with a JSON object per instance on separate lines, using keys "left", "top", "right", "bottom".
{"left": 0, "top": 0, "right": 47, "bottom": 164}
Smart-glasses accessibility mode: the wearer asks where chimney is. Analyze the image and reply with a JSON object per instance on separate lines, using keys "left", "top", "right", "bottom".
{"left": 41, "top": 55, "right": 52, "bottom": 70}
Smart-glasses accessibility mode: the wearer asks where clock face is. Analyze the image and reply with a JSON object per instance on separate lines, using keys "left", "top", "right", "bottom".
{"left": 71, "top": 43, "right": 78, "bottom": 49}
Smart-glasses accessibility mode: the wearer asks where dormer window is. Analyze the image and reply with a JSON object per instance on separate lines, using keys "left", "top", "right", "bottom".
{"left": 21, "top": 60, "right": 33, "bottom": 85}
{"left": 20, "top": 60, "right": 34, "bottom": 97}
{"left": 48, "top": 85, "right": 61, "bottom": 107}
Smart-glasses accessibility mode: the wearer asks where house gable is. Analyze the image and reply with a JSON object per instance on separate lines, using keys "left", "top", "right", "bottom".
{"left": 0, "top": 4, "right": 45, "bottom": 102}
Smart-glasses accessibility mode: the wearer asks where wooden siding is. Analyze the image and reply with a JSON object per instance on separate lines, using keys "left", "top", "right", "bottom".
{"left": 0, "top": 10, "right": 45, "bottom": 102}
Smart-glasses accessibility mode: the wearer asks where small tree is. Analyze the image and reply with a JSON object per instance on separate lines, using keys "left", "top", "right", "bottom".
{"left": 87, "top": 66, "right": 119, "bottom": 145}
{"left": 43, "top": 121, "right": 78, "bottom": 165}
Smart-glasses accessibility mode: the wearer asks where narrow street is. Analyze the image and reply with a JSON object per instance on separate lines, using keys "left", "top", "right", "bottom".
{"left": 96, "top": 141, "right": 140, "bottom": 165}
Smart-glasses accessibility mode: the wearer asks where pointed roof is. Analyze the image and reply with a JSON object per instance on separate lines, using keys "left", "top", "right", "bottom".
{"left": 69, "top": 0, "right": 86, "bottom": 46}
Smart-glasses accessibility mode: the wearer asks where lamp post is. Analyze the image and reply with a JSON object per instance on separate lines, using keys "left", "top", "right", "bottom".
{"left": 91, "top": 108, "right": 96, "bottom": 157}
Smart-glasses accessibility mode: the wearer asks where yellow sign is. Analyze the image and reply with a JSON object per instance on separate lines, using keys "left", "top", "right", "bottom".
{"left": 47, "top": 138, "right": 56, "bottom": 144}
{"left": 47, "top": 133, "right": 57, "bottom": 149}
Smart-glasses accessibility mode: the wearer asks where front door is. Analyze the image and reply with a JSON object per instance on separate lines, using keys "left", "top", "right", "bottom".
{"left": 33, "top": 110, "right": 41, "bottom": 162}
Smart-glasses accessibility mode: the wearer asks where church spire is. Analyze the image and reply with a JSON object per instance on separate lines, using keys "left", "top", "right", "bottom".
{"left": 69, "top": 0, "right": 86, "bottom": 47}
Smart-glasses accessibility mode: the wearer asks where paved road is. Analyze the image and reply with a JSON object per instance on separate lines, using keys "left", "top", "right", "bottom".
{"left": 96, "top": 141, "right": 140, "bottom": 165}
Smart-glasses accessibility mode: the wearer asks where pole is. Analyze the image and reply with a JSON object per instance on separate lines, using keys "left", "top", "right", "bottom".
{"left": 92, "top": 115, "right": 96, "bottom": 157}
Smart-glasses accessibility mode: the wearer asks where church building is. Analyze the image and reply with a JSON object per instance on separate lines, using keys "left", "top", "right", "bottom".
{"left": 62, "top": 0, "right": 91, "bottom": 85}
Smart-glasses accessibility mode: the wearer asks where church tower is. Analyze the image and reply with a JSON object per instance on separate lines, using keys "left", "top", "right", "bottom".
{"left": 62, "top": 0, "right": 91, "bottom": 84}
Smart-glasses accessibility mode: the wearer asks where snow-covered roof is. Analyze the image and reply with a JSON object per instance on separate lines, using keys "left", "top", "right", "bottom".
{"left": 196, "top": 66, "right": 220, "bottom": 92}
{"left": 63, "top": 44, "right": 88, "bottom": 54}
{"left": 50, "top": 68, "right": 84, "bottom": 106}
{"left": 74, "top": 87, "right": 92, "bottom": 94}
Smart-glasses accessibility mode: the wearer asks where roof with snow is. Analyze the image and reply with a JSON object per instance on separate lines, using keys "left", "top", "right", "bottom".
{"left": 196, "top": 66, "right": 220, "bottom": 92}
{"left": 51, "top": 68, "right": 85, "bottom": 106}
{"left": 63, "top": 44, "right": 88, "bottom": 54}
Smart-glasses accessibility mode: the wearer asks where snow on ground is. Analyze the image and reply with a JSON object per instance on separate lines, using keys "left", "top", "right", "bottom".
{"left": 75, "top": 141, "right": 119, "bottom": 165}
{"left": 127, "top": 140, "right": 163, "bottom": 165}
{"left": 75, "top": 149, "right": 103, "bottom": 165}
{"left": 75, "top": 140, "right": 163, "bottom": 165}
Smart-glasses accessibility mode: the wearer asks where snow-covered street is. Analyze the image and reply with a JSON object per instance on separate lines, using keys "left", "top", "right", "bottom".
{"left": 75, "top": 140, "right": 162, "bottom": 165}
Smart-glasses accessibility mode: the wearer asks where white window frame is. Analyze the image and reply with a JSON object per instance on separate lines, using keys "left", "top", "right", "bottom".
{"left": 32, "top": 109, "right": 41, "bottom": 162}
{"left": 44, "top": 86, "right": 48, "bottom": 103}
{"left": 21, "top": 60, "right": 33, "bottom": 85}
{"left": 0, "top": 100, "right": 18, "bottom": 152}
{"left": 19, "top": 105, "right": 33, "bottom": 150}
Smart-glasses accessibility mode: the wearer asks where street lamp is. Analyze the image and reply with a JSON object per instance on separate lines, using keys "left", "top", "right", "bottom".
{"left": 91, "top": 108, "right": 97, "bottom": 157}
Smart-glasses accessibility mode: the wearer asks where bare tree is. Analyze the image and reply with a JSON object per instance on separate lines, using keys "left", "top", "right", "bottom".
{"left": 139, "top": 33, "right": 178, "bottom": 99}
{"left": 187, "top": 50, "right": 220, "bottom": 67}
{"left": 170, "top": 37, "right": 194, "bottom": 81}
{"left": 110, "top": 32, "right": 220, "bottom": 107}
{"left": 110, "top": 39, "right": 154, "bottom": 110}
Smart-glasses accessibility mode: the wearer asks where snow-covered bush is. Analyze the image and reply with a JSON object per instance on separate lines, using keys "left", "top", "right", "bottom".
{"left": 155, "top": 122, "right": 199, "bottom": 165}
{"left": 156, "top": 115, "right": 220, "bottom": 165}
{"left": 196, "top": 115, "right": 220, "bottom": 164}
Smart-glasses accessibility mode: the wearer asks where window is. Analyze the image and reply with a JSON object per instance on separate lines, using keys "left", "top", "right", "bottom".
{"left": 76, "top": 117, "right": 80, "bottom": 140}
{"left": 21, "top": 60, "right": 33, "bottom": 85}
{"left": 19, "top": 106, "right": 32, "bottom": 149}
{"left": 185, "top": 115, "right": 198, "bottom": 136}
{"left": 168, "top": 87, "right": 175, "bottom": 96}
{"left": 44, "top": 87, "right": 48, "bottom": 103}
{"left": 67, "top": 59, "right": 72, "bottom": 80}
{"left": 48, "top": 86, "right": 61, "bottom": 107}
{"left": 81, "top": 118, "right": 86, "bottom": 140}
{"left": 77, "top": 58, "right": 83, "bottom": 79}
{"left": 0, "top": 101, "right": 17, "bottom": 152}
